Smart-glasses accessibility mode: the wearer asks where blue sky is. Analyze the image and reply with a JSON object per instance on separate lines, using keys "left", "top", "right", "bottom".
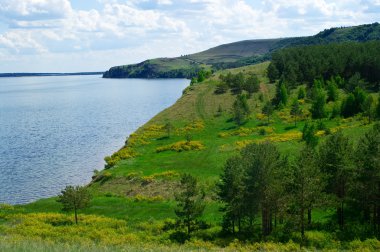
{"left": 0, "top": 0, "right": 379, "bottom": 72}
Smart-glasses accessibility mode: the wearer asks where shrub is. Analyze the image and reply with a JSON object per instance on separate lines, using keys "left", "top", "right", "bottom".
{"left": 156, "top": 141, "right": 205, "bottom": 153}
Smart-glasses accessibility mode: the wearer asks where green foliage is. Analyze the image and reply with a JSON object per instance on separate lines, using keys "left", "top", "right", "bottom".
{"left": 242, "top": 142, "right": 283, "bottom": 236}
{"left": 310, "top": 88, "right": 327, "bottom": 119}
{"left": 217, "top": 156, "right": 245, "bottom": 234}
{"left": 197, "top": 69, "right": 211, "bottom": 83}
{"left": 262, "top": 101, "right": 274, "bottom": 124}
{"left": 274, "top": 82, "right": 288, "bottom": 107}
{"left": 352, "top": 123, "right": 380, "bottom": 232}
{"left": 318, "top": 131, "right": 353, "bottom": 230}
{"left": 341, "top": 87, "right": 368, "bottom": 118}
{"left": 214, "top": 82, "right": 229, "bottom": 94}
{"left": 346, "top": 73, "right": 367, "bottom": 92}
{"left": 362, "top": 95, "right": 375, "bottom": 123}
{"left": 174, "top": 174, "right": 205, "bottom": 237}
{"left": 232, "top": 95, "right": 250, "bottom": 126}
{"left": 290, "top": 99, "right": 302, "bottom": 126}
{"left": 327, "top": 80, "right": 339, "bottom": 102}
{"left": 302, "top": 122, "right": 318, "bottom": 148}
{"left": 297, "top": 87, "right": 306, "bottom": 99}
{"left": 218, "top": 142, "right": 283, "bottom": 236}
{"left": 341, "top": 93, "right": 356, "bottom": 118}
{"left": 244, "top": 73, "right": 260, "bottom": 97}
{"left": 285, "top": 147, "right": 327, "bottom": 243}
{"left": 268, "top": 41, "right": 380, "bottom": 88}
{"left": 331, "top": 102, "right": 341, "bottom": 119}
{"left": 57, "top": 186, "right": 92, "bottom": 224}
{"left": 219, "top": 72, "right": 260, "bottom": 96}
{"left": 267, "top": 62, "right": 279, "bottom": 83}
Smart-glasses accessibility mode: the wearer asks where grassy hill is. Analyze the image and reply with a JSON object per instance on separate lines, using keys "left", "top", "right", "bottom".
{"left": 2, "top": 60, "right": 379, "bottom": 251}
{"left": 103, "top": 23, "right": 380, "bottom": 78}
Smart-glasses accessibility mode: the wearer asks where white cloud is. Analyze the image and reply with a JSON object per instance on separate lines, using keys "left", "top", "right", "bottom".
{"left": 0, "top": 0, "right": 72, "bottom": 20}
{"left": 157, "top": 0, "right": 173, "bottom": 5}
{"left": 0, "top": 0, "right": 379, "bottom": 72}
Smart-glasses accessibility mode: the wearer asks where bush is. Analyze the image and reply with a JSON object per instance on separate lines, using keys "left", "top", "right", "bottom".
{"left": 156, "top": 141, "right": 205, "bottom": 153}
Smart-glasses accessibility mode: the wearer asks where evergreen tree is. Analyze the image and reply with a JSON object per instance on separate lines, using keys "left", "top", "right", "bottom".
{"left": 274, "top": 81, "right": 288, "bottom": 107}
{"left": 174, "top": 174, "right": 205, "bottom": 236}
{"left": 57, "top": 185, "right": 92, "bottom": 224}
{"left": 298, "top": 86, "right": 306, "bottom": 100}
{"left": 310, "top": 88, "right": 327, "bottom": 119}
{"left": 353, "top": 86, "right": 367, "bottom": 113}
{"left": 231, "top": 72, "right": 245, "bottom": 94}
{"left": 290, "top": 99, "right": 302, "bottom": 127}
{"left": 262, "top": 101, "right": 274, "bottom": 124}
{"left": 215, "top": 82, "right": 229, "bottom": 94}
{"left": 244, "top": 73, "right": 260, "bottom": 97}
{"left": 362, "top": 95, "right": 375, "bottom": 123}
{"left": 233, "top": 95, "right": 250, "bottom": 126}
{"left": 241, "top": 142, "right": 283, "bottom": 236}
{"left": 327, "top": 81, "right": 339, "bottom": 102}
{"left": 341, "top": 93, "right": 356, "bottom": 118}
{"left": 267, "top": 62, "right": 279, "bottom": 83}
{"left": 318, "top": 131, "right": 353, "bottom": 230}
{"left": 353, "top": 123, "right": 380, "bottom": 232}
{"left": 302, "top": 122, "right": 318, "bottom": 148}
{"left": 286, "top": 147, "right": 327, "bottom": 244}
{"left": 217, "top": 156, "right": 246, "bottom": 233}
{"left": 331, "top": 101, "right": 341, "bottom": 119}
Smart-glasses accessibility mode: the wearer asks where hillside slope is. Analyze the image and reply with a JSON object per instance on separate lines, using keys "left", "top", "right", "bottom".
{"left": 2, "top": 60, "right": 379, "bottom": 251}
{"left": 104, "top": 23, "right": 380, "bottom": 78}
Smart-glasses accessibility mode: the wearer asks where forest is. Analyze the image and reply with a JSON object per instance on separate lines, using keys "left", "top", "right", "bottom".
{"left": 267, "top": 41, "right": 380, "bottom": 91}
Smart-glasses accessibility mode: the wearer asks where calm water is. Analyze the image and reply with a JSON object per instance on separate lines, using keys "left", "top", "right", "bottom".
{"left": 0, "top": 75, "right": 189, "bottom": 205}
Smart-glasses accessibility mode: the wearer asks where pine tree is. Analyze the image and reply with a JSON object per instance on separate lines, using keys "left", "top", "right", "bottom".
{"left": 327, "top": 81, "right": 339, "bottom": 102}
{"left": 286, "top": 147, "right": 327, "bottom": 245}
{"left": 174, "top": 174, "right": 205, "bottom": 236}
{"left": 217, "top": 156, "right": 246, "bottom": 233}
{"left": 290, "top": 99, "right": 302, "bottom": 127}
{"left": 233, "top": 95, "right": 250, "bottom": 125}
{"left": 241, "top": 142, "right": 283, "bottom": 236}
{"left": 298, "top": 86, "right": 306, "bottom": 100}
{"left": 262, "top": 101, "right": 274, "bottom": 124}
{"left": 57, "top": 185, "right": 92, "bottom": 224}
{"left": 244, "top": 73, "right": 260, "bottom": 97}
{"left": 310, "top": 88, "right": 327, "bottom": 119}
{"left": 353, "top": 123, "right": 380, "bottom": 232}
{"left": 302, "top": 122, "right": 318, "bottom": 148}
{"left": 318, "top": 131, "right": 353, "bottom": 230}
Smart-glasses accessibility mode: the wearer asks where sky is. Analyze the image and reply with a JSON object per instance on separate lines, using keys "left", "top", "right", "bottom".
{"left": 0, "top": 0, "right": 379, "bottom": 73}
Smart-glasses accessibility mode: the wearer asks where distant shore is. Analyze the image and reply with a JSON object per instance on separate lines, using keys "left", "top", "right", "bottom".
{"left": 0, "top": 72, "right": 104, "bottom": 78}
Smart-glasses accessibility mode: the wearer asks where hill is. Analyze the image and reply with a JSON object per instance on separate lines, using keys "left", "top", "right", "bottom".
{"left": 103, "top": 22, "right": 380, "bottom": 78}
{"left": 1, "top": 40, "right": 380, "bottom": 251}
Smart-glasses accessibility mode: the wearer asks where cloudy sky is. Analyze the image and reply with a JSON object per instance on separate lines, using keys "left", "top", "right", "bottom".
{"left": 0, "top": 0, "right": 379, "bottom": 72}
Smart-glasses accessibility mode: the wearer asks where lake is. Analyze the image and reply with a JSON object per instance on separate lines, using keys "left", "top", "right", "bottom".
{"left": 0, "top": 75, "right": 189, "bottom": 205}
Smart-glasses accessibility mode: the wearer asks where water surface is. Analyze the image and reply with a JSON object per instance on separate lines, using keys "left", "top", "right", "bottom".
{"left": 0, "top": 75, "right": 189, "bottom": 204}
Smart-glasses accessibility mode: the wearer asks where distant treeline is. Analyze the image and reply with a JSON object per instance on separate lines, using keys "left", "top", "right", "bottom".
{"left": 268, "top": 41, "right": 380, "bottom": 91}
{"left": 0, "top": 72, "right": 104, "bottom": 77}
{"left": 103, "top": 61, "right": 203, "bottom": 79}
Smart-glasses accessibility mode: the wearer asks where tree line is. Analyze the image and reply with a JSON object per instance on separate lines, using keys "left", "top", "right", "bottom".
{"left": 267, "top": 41, "right": 380, "bottom": 91}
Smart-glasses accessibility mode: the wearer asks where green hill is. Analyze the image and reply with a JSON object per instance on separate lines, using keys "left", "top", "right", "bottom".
{"left": 103, "top": 23, "right": 380, "bottom": 78}
{"left": 1, "top": 37, "right": 380, "bottom": 251}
